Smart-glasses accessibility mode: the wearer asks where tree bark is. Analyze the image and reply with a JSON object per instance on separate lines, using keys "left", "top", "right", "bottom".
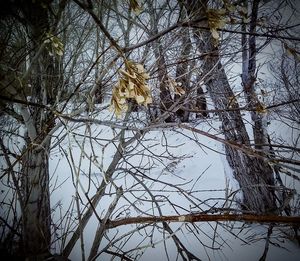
{"left": 151, "top": 31, "right": 174, "bottom": 122}
{"left": 148, "top": 2, "right": 174, "bottom": 122}
{"left": 11, "top": 1, "right": 63, "bottom": 258}
{"left": 107, "top": 213, "right": 300, "bottom": 228}
{"left": 21, "top": 140, "right": 52, "bottom": 257}
{"left": 183, "top": 0, "right": 276, "bottom": 213}
{"left": 175, "top": 26, "right": 192, "bottom": 122}
{"left": 242, "top": 0, "right": 268, "bottom": 150}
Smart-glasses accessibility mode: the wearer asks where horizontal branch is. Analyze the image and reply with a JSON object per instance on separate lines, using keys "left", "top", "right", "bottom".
{"left": 123, "top": 19, "right": 300, "bottom": 53}
{"left": 178, "top": 124, "right": 300, "bottom": 167}
{"left": 107, "top": 213, "right": 300, "bottom": 228}
{"left": 73, "top": 0, "right": 123, "bottom": 55}
{"left": 182, "top": 98, "right": 300, "bottom": 114}
{"left": 0, "top": 94, "right": 48, "bottom": 109}
{"left": 122, "top": 17, "right": 207, "bottom": 53}
{"left": 190, "top": 25, "right": 300, "bottom": 42}
{"left": 2, "top": 94, "right": 298, "bottom": 119}
{"left": 57, "top": 115, "right": 300, "bottom": 168}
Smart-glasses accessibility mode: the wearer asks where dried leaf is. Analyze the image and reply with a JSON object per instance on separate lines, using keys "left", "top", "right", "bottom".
{"left": 166, "top": 77, "right": 185, "bottom": 96}
{"left": 129, "top": 0, "right": 142, "bottom": 15}
{"left": 136, "top": 95, "right": 145, "bottom": 104}
{"left": 56, "top": 49, "right": 63, "bottom": 56}
{"left": 44, "top": 32, "right": 64, "bottom": 57}
{"left": 119, "top": 69, "right": 136, "bottom": 79}
{"left": 228, "top": 96, "right": 237, "bottom": 108}
{"left": 284, "top": 43, "right": 300, "bottom": 61}
{"left": 255, "top": 102, "right": 267, "bottom": 114}
{"left": 175, "top": 86, "right": 186, "bottom": 96}
{"left": 226, "top": 4, "right": 235, "bottom": 12}
{"left": 128, "top": 80, "right": 135, "bottom": 90}
{"left": 110, "top": 60, "right": 152, "bottom": 116}
{"left": 142, "top": 72, "right": 150, "bottom": 80}
{"left": 118, "top": 97, "right": 126, "bottom": 105}
{"left": 211, "top": 29, "right": 220, "bottom": 40}
{"left": 145, "top": 96, "right": 152, "bottom": 104}
{"left": 135, "top": 63, "right": 145, "bottom": 73}
{"left": 207, "top": 8, "right": 228, "bottom": 41}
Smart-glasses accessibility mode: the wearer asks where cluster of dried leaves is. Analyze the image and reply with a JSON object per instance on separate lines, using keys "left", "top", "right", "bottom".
{"left": 110, "top": 60, "right": 152, "bottom": 117}
{"left": 207, "top": 3, "right": 248, "bottom": 41}
{"left": 43, "top": 32, "right": 64, "bottom": 57}
{"left": 207, "top": 8, "right": 228, "bottom": 41}
{"left": 128, "top": 0, "right": 142, "bottom": 15}
{"left": 166, "top": 77, "right": 186, "bottom": 96}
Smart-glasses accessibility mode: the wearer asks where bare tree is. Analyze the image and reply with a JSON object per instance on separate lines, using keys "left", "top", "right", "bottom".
{"left": 180, "top": 0, "right": 278, "bottom": 213}
{"left": 0, "top": 1, "right": 67, "bottom": 258}
{"left": 0, "top": 1, "right": 299, "bottom": 260}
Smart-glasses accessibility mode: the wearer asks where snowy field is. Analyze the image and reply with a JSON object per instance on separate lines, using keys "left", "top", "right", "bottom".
{"left": 47, "top": 108, "right": 300, "bottom": 261}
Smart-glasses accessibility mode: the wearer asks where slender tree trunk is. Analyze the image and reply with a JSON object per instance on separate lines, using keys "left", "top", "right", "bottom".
{"left": 175, "top": 26, "right": 192, "bottom": 122}
{"left": 175, "top": 2, "right": 208, "bottom": 121}
{"left": 151, "top": 29, "right": 174, "bottom": 122}
{"left": 147, "top": 2, "right": 174, "bottom": 122}
{"left": 183, "top": 0, "right": 276, "bottom": 213}
{"left": 195, "top": 78, "right": 208, "bottom": 118}
{"left": 242, "top": 0, "right": 268, "bottom": 150}
{"left": 242, "top": 0, "right": 294, "bottom": 217}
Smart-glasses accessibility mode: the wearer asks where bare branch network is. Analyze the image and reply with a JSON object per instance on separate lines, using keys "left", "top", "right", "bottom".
{"left": 1, "top": 0, "right": 300, "bottom": 260}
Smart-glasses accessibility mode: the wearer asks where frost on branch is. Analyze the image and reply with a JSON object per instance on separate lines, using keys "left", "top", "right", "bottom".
{"left": 110, "top": 60, "right": 152, "bottom": 117}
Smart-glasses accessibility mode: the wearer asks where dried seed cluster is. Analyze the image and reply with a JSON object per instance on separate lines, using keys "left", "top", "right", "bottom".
{"left": 111, "top": 60, "right": 152, "bottom": 117}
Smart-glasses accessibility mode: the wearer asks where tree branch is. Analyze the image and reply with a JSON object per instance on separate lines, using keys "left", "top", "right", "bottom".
{"left": 107, "top": 213, "right": 300, "bottom": 229}
{"left": 73, "top": 0, "right": 124, "bottom": 55}
{"left": 122, "top": 19, "right": 300, "bottom": 53}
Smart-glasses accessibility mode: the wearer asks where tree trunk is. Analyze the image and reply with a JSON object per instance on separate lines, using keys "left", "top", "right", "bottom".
{"left": 195, "top": 80, "right": 208, "bottom": 118}
{"left": 147, "top": 1, "right": 174, "bottom": 122}
{"left": 184, "top": 0, "right": 276, "bottom": 213}
{"left": 151, "top": 30, "right": 174, "bottom": 122}
{"left": 175, "top": 26, "right": 192, "bottom": 122}
{"left": 21, "top": 140, "right": 52, "bottom": 258}
{"left": 242, "top": 0, "right": 294, "bottom": 216}
{"left": 242, "top": 0, "right": 268, "bottom": 150}
{"left": 16, "top": 1, "right": 61, "bottom": 258}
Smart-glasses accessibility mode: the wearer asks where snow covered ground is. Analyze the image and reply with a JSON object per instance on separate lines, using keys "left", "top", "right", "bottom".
{"left": 48, "top": 108, "right": 300, "bottom": 261}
